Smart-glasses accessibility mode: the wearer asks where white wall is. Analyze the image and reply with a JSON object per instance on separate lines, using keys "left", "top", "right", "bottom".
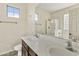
{"left": 0, "top": 3, "right": 28, "bottom": 53}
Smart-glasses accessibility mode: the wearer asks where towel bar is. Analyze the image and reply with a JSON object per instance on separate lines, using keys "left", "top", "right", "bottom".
{"left": 0, "top": 21, "right": 17, "bottom": 24}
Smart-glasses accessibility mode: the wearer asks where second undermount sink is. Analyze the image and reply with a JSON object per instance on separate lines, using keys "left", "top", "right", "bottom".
{"left": 66, "top": 47, "right": 78, "bottom": 53}
{"left": 48, "top": 46, "right": 78, "bottom": 56}
{"left": 65, "top": 41, "right": 79, "bottom": 54}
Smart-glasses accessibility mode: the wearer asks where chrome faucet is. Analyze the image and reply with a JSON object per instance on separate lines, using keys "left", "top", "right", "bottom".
{"left": 67, "top": 40, "right": 72, "bottom": 48}
{"left": 66, "top": 40, "right": 74, "bottom": 51}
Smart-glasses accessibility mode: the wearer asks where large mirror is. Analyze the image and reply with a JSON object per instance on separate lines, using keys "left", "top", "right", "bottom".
{"left": 34, "top": 3, "right": 79, "bottom": 42}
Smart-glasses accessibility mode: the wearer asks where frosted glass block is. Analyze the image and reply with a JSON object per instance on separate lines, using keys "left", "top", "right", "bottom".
{"left": 14, "top": 13, "right": 19, "bottom": 18}
{"left": 7, "top": 6, "right": 20, "bottom": 18}
{"left": 8, "top": 13, "right": 14, "bottom": 17}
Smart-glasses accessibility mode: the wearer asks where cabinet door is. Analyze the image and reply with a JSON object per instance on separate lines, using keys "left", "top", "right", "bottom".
{"left": 22, "top": 40, "right": 37, "bottom": 56}
{"left": 22, "top": 45, "right": 28, "bottom": 56}
{"left": 22, "top": 40, "right": 29, "bottom": 56}
{"left": 28, "top": 47, "right": 37, "bottom": 56}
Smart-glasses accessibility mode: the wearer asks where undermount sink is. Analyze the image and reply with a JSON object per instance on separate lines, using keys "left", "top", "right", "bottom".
{"left": 48, "top": 46, "right": 78, "bottom": 56}
{"left": 66, "top": 47, "right": 78, "bottom": 53}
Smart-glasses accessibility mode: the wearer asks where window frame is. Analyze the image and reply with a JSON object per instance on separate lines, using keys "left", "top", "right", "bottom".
{"left": 7, "top": 5, "right": 20, "bottom": 18}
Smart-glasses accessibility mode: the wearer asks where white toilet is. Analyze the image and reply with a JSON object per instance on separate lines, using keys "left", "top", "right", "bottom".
{"left": 14, "top": 44, "right": 22, "bottom": 56}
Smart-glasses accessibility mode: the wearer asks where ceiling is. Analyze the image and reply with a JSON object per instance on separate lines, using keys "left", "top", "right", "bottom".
{"left": 38, "top": 3, "right": 77, "bottom": 13}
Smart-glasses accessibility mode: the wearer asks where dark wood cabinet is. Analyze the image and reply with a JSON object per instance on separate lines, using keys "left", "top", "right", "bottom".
{"left": 22, "top": 40, "right": 38, "bottom": 56}
{"left": 22, "top": 40, "right": 29, "bottom": 56}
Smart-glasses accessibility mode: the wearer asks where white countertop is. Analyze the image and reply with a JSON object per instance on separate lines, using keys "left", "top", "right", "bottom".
{"left": 21, "top": 35, "right": 79, "bottom": 56}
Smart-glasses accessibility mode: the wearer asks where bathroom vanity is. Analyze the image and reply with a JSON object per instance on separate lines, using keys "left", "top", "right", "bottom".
{"left": 21, "top": 35, "right": 79, "bottom": 56}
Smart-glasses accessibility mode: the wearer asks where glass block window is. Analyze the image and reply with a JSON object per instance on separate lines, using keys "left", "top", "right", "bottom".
{"left": 7, "top": 6, "right": 20, "bottom": 18}
{"left": 64, "top": 13, "right": 69, "bottom": 30}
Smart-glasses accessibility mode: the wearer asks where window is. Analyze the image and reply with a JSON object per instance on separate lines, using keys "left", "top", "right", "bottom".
{"left": 63, "top": 13, "right": 69, "bottom": 39}
{"left": 34, "top": 13, "right": 38, "bottom": 22}
{"left": 64, "top": 13, "right": 69, "bottom": 30}
{"left": 7, "top": 6, "right": 20, "bottom": 18}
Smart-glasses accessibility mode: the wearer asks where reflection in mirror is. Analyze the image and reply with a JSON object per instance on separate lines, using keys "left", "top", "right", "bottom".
{"left": 35, "top": 6, "right": 51, "bottom": 35}
{"left": 35, "top": 4, "right": 79, "bottom": 42}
